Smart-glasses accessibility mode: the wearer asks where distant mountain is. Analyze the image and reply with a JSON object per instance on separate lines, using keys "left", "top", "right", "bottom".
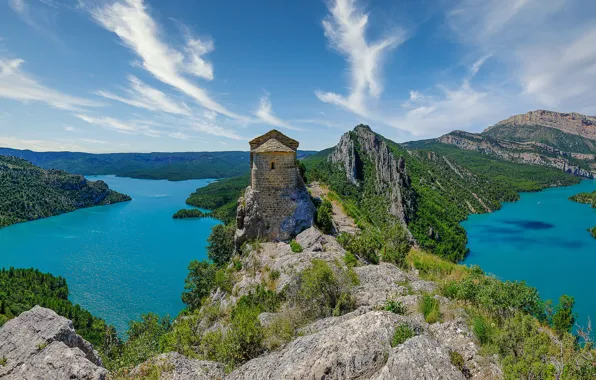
{"left": 484, "top": 110, "right": 596, "bottom": 154}
{"left": 0, "top": 148, "right": 317, "bottom": 181}
{"left": 0, "top": 155, "right": 131, "bottom": 228}
{"left": 408, "top": 110, "right": 596, "bottom": 179}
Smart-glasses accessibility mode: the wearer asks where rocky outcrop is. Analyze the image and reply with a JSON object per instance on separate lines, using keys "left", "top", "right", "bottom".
{"left": 129, "top": 352, "right": 225, "bottom": 380}
{"left": 329, "top": 125, "right": 416, "bottom": 237}
{"left": 0, "top": 306, "right": 107, "bottom": 380}
{"left": 487, "top": 109, "right": 596, "bottom": 140}
{"left": 438, "top": 130, "right": 596, "bottom": 179}
{"left": 235, "top": 181, "right": 315, "bottom": 248}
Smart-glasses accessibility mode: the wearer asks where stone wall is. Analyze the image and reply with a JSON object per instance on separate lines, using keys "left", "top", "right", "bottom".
{"left": 251, "top": 152, "right": 297, "bottom": 191}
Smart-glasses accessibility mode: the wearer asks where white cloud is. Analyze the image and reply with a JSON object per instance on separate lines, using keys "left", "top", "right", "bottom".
{"left": 9, "top": 0, "right": 27, "bottom": 14}
{"left": 75, "top": 113, "right": 162, "bottom": 137}
{"left": 64, "top": 126, "right": 79, "bottom": 132}
{"left": 315, "top": 0, "right": 406, "bottom": 117}
{"left": 0, "top": 58, "right": 101, "bottom": 111}
{"left": 189, "top": 121, "right": 244, "bottom": 140}
{"left": 255, "top": 95, "right": 301, "bottom": 131}
{"left": 168, "top": 131, "right": 190, "bottom": 140}
{"left": 91, "top": 0, "right": 243, "bottom": 119}
{"left": 95, "top": 75, "right": 191, "bottom": 115}
{"left": 77, "top": 138, "right": 108, "bottom": 144}
{"left": 0, "top": 136, "right": 90, "bottom": 152}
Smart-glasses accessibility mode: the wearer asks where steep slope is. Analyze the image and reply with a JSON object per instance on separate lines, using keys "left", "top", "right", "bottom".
{"left": 432, "top": 130, "right": 596, "bottom": 178}
{"left": 0, "top": 148, "right": 316, "bottom": 181}
{"left": 0, "top": 155, "right": 131, "bottom": 228}
{"left": 486, "top": 109, "right": 596, "bottom": 142}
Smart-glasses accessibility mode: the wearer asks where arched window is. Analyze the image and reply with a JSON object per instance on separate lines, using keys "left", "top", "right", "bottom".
{"left": 270, "top": 161, "right": 275, "bottom": 170}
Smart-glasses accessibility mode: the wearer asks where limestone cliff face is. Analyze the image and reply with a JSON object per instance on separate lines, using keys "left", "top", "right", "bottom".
{"left": 0, "top": 306, "right": 107, "bottom": 380}
{"left": 439, "top": 130, "right": 596, "bottom": 179}
{"left": 486, "top": 109, "right": 596, "bottom": 140}
{"left": 329, "top": 125, "right": 416, "bottom": 235}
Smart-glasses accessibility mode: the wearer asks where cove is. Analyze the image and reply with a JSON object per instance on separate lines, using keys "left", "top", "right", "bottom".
{"left": 0, "top": 175, "right": 220, "bottom": 333}
{"left": 462, "top": 179, "right": 596, "bottom": 329}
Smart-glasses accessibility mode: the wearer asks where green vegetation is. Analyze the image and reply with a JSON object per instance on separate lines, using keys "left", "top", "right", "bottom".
{"left": 409, "top": 249, "right": 596, "bottom": 379}
{"left": 590, "top": 226, "right": 596, "bottom": 239}
{"left": 289, "top": 240, "right": 303, "bottom": 253}
{"left": 172, "top": 209, "right": 206, "bottom": 219}
{"left": 0, "top": 155, "right": 130, "bottom": 228}
{"left": 570, "top": 190, "right": 596, "bottom": 208}
{"left": 419, "top": 294, "right": 441, "bottom": 324}
{"left": 384, "top": 299, "right": 407, "bottom": 315}
{"left": 391, "top": 324, "right": 414, "bottom": 347}
{"left": 449, "top": 350, "right": 465, "bottom": 373}
{"left": 185, "top": 175, "right": 249, "bottom": 223}
{"left": 207, "top": 223, "right": 235, "bottom": 267}
{"left": 314, "top": 200, "right": 334, "bottom": 234}
{"left": 0, "top": 268, "right": 120, "bottom": 359}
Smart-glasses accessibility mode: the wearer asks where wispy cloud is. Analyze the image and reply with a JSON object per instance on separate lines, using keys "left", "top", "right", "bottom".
{"left": 189, "top": 121, "right": 244, "bottom": 140}
{"left": 0, "top": 58, "right": 101, "bottom": 111}
{"left": 0, "top": 136, "right": 90, "bottom": 152}
{"left": 315, "top": 0, "right": 406, "bottom": 117}
{"left": 95, "top": 75, "right": 191, "bottom": 115}
{"left": 255, "top": 95, "right": 302, "bottom": 131}
{"left": 74, "top": 113, "right": 161, "bottom": 137}
{"left": 90, "top": 0, "right": 244, "bottom": 119}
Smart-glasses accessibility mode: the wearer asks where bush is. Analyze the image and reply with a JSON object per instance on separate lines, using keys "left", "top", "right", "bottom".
{"left": 551, "top": 295, "right": 575, "bottom": 336}
{"left": 441, "top": 281, "right": 459, "bottom": 299}
{"left": 336, "top": 230, "right": 380, "bottom": 264}
{"left": 419, "top": 295, "right": 441, "bottom": 324}
{"left": 290, "top": 240, "right": 303, "bottom": 253}
{"left": 207, "top": 224, "right": 236, "bottom": 267}
{"left": 297, "top": 259, "right": 354, "bottom": 319}
{"left": 343, "top": 252, "right": 358, "bottom": 268}
{"left": 391, "top": 324, "right": 414, "bottom": 347}
{"left": 315, "top": 200, "right": 334, "bottom": 234}
{"left": 384, "top": 300, "right": 407, "bottom": 315}
{"left": 270, "top": 270, "right": 280, "bottom": 281}
{"left": 449, "top": 350, "right": 465, "bottom": 372}
{"left": 116, "top": 313, "right": 171, "bottom": 369}
{"left": 471, "top": 315, "right": 493, "bottom": 345}
{"left": 182, "top": 261, "right": 216, "bottom": 310}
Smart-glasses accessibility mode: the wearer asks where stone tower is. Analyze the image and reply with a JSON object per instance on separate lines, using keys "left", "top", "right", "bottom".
{"left": 235, "top": 130, "right": 315, "bottom": 247}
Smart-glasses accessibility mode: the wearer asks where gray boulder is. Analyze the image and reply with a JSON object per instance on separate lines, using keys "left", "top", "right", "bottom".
{"left": 0, "top": 306, "right": 107, "bottom": 380}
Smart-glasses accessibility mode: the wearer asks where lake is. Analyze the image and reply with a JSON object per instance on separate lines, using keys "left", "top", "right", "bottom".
{"left": 462, "top": 179, "right": 596, "bottom": 329}
{"left": 0, "top": 175, "right": 220, "bottom": 334}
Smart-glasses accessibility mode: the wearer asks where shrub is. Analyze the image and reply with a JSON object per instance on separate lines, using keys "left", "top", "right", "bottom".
{"left": 270, "top": 270, "right": 280, "bottom": 281}
{"left": 343, "top": 252, "right": 358, "bottom": 268}
{"left": 315, "top": 200, "right": 334, "bottom": 234}
{"left": 297, "top": 259, "right": 354, "bottom": 319}
{"left": 337, "top": 230, "right": 380, "bottom": 264}
{"left": 117, "top": 313, "right": 171, "bottom": 369}
{"left": 214, "top": 268, "right": 233, "bottom": 293}
{"left": 290, "top": 240, "right": 303, "bottom": 253}
{"left": 384, "top": 300, "right": 407, "bottom": 315}
{"left": 471, "top": 315, "right": 493, "bottom": 345}
{"left": 232, "top": 256, "right": 243, "bottom": 271}
{"left": 419, "top": 295, "right": 441, "bottom": 324}
{"left": 441, "top": 281, "right": 459, "bottom": 299}
{"left": 263, "top": 313, "right": 295, "bottom": 351}
{"left": 182, "top": 261, "right": 216, "bottom": 310}
{"left": 391, "top": 324, "right": 414, "bottom": 347}
{"left": 0, "top": 356, "right": 6, "bottom": 366}
{"left": 449, "top": 350, "right": 465, "bottom": 372}
{"left": 551, "top": 295, "right": 575, "bottom": 336}
{"left": 207, "top": 224, "right": 236, "bottom": 267}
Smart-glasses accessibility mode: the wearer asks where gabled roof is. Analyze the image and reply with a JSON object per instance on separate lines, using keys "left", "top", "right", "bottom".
{"left": 250, "top": 129, "right": 299, "bottom": 152}
{"left": 253, "top": 138, "right": 295, "bottom": 153}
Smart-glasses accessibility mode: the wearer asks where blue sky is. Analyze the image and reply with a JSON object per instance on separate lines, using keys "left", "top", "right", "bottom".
{"left": 1, "top": 0, "right": 595, "bottom": 152}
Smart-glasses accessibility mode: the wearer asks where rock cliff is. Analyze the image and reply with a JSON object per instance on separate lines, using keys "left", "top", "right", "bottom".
{"left": 0, "top": 306, "right": 107, "bottom": 380}
{"left": 329, "top": 125, "right": 416, "bottom": 236}
{"left": 487, "top": 109, "right": 596, "bottom": 141}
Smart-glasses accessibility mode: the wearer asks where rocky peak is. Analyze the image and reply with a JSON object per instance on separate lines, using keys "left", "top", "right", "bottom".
{"left": 329, "top": 125, "right": 416, "bottom": 235}
{"left": 487, "top": 109, "right": 596, "bottom": 140}
{"left": 0, "top": 306, "right": 107, "bottom": 380}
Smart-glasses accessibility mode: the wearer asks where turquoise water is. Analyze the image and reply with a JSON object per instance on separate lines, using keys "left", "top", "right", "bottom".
{"left": 462, "top": 179, "right": 596, "bottom": 329}
{"left": 0, "top": 175, "right": 219, "bottom": 333}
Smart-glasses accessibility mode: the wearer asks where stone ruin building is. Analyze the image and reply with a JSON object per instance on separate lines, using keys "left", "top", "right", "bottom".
{"left": 235, "top": 130, "right": 315, "bottom": 248}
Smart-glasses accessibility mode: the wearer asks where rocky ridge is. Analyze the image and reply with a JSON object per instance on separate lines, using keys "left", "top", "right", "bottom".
{"left": 438, "top": 130, "right": 596, "bottom": 178}
{"left": 0, "top": 305, "right": 107, "bottom": 380}
{"left": 329, "top": 125, "right": 416, "bottom": 238}
{"left": 487, "top": 110, "right": 596, "bottom": 140}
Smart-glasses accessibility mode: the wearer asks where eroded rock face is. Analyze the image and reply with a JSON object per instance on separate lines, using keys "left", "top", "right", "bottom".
{"left": 0, "top": 306, "right": 107, "bottom": 380}
{"left": 329, "top": 125, "right": 416, "bottom": 239}
{"left": 129, "top": 352, "right": 225, "bottom": 380}
{"left": 235, "top": 183, "right": 315, "bottom": 248}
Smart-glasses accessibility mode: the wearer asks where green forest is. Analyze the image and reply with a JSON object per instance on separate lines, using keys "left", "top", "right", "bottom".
{"left": 569, "top": 190, "right": 596, "bottom": 238}
{"left": 0, "top": 155, "right": 131, "bottom": 228}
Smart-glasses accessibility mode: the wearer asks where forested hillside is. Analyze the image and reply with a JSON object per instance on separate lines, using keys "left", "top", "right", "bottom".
{"left": 0, "top": 148, "right": 315, "bottom": 181}
{"left": 0, "top": 155, "right": 130, "bottom": 228}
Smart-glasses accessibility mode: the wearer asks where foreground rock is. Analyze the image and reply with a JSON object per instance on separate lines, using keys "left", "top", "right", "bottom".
{"left": 129, "top": 352, "right": 224, "bottom": 380}
{"left": 0, "top": 306, "right": 107, "bottom": 380}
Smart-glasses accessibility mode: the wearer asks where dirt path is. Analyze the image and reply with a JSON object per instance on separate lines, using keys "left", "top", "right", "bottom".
{"left": 308, "top": 182, "right": 359, "bottom": 235}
